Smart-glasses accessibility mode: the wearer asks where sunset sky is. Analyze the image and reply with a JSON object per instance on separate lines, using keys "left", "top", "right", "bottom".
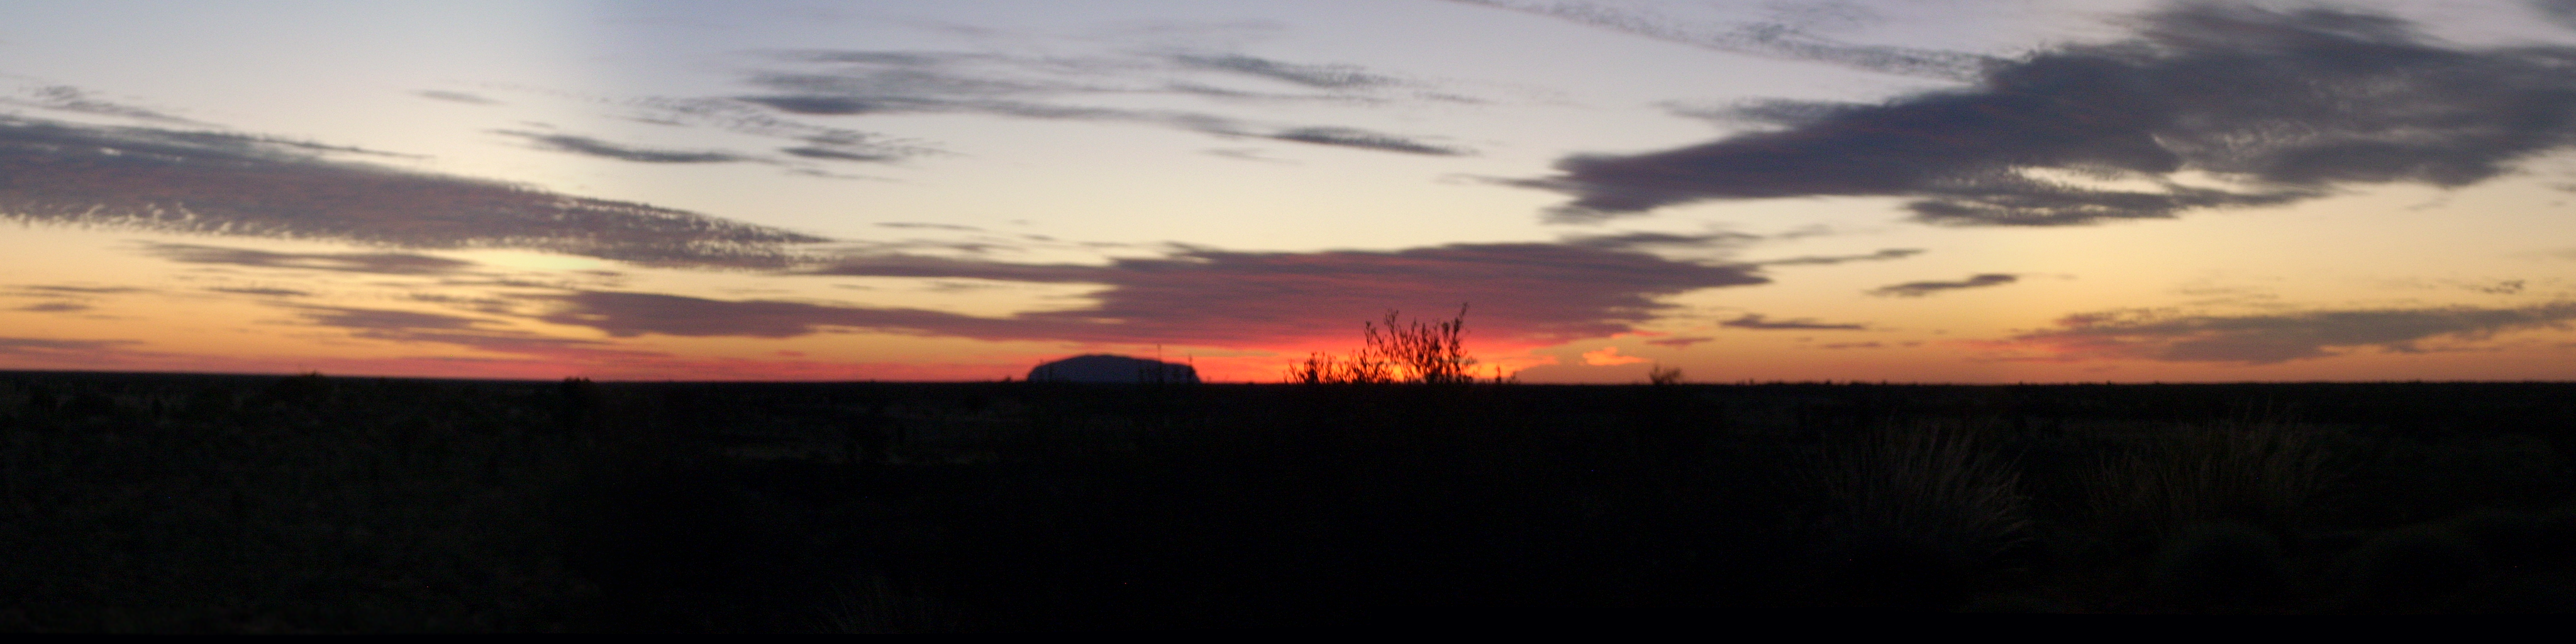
{"left": 8, "top": 0, "right": 2576, "bottom": 382}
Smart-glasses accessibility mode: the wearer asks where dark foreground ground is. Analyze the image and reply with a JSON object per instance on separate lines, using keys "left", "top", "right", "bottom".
{"left": 3, "top": 371, "right": 2574, "bottom": 630}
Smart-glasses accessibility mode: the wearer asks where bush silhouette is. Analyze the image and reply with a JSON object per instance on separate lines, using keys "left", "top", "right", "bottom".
{"left": 1795, "top": 423, "right": 2032, "bottom": 608}
{"left": 1285, "top": 306, "right": 1478, "bottom": 384}
{"left": 2085, "top": 421, "right": 2341, "bottom": 540}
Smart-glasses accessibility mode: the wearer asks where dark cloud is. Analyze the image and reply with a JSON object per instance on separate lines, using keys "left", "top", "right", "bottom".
{"left": 14, "top": 302, "right": 90, "bottom": 313}
{"left": 0, "top": 116, "right": 828, "bottom": 267}
{"left": 494, "top": 130, "right": 750, "bottom": 164}
{"left": 536, "top": 242, "right": 1768, "bottom": 346}
{"left": 1523, "top": 4, "right": 2576, "bottom": 225}
{"left": 1818, "top": 341, "right": 1884, "bottom": 349}
{"left": 1265, "top": 127, "right": 1468, "bottom": 155}
{"left": 1443, "top": 0, "right": 1998, "bottom": 80}
{"left": 2007, "top": 303, "right": 2576, "bottom": 364}
{"left": 140, "top": 243, "right": 475, "bottom": 275}
{"left": 1870, "top": 274, "right": 2019, "bottom": 297}
{"left": 209, "top": 287, "right": 310, "bottom": 297}
{"left": 1643, "top": 335, "right": 1714, "bottom": 347}
{"left": 416, "top": 91, "right": 499, "bottom": 105}
{"left": 1719, "top": 313, "right": 1866, "bottom": 331}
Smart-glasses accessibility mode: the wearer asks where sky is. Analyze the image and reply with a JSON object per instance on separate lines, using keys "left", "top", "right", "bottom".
{"left": 7, "top": 0, "right": 2576, "bottom": 383}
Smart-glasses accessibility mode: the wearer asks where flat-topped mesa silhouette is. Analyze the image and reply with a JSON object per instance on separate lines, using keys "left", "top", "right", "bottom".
{"left": 1026, "top": 354, "right": 1199, "bottom": 384}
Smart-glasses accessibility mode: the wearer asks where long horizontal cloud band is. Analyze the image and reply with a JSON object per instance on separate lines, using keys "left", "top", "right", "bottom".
{"left": 2010, "top": 302, "right": 2576, "bottom": 364}
{"left": 0, "top": 118, "right": 827, "bottom": 267}
{"left": 528, "top": 243, "right": 1770, "bottom": 347}
{"left": 1525, "top": 4, "right": 2576, "bottom": 225}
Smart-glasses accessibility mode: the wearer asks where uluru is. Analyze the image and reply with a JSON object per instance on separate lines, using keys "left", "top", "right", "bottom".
{"left": 1026, "top": 354, "right": 1199, "bottom": 384}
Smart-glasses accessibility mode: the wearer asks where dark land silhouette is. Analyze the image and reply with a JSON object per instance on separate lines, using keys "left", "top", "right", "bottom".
{"left": 4, "top": 370, "right": 2575, "bottom": 631}
{"left": 1025, "top": 354, "right": 1199, "bottom": 384}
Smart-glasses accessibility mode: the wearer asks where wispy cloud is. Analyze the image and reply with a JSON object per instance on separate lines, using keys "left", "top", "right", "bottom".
{"left": 876, "top": 222, "right": 983, "bottom": 231}
{"left": 1869, "top": 274, "right": 2018, "bottom": 297}
{"left": 4, "top": 85, "right": 199, "bottom": 124}
{"left": 2004, "top": 303, "right": 2576, "bottom": 364}
{"left": 729, "top": 47, "right": 1474, "bottom": 155}
{"left": 1719, "top": 313, "right": 1866, "bottom": 331}
{"left": 1169, "top": 53, "right": 1402, "bottom": 89}
{"left": 1520, "top": 4, "right": 2576, "bottom": 225}
{"left": 140, "top": 243, "right": 476, "bottom": 275}
{"left": 14, "top": 302, "right": 91, "bottom": 313}
{"left": 1263, "top": 126, "right": 1468, "bottom": 155}
{"left": 1818, "top": 341, "right": 1884, "bottom": 349}
{"left": 1442, "top": 0, "right": 1997, "bottom": 80}
{"left": 291, "top": 305, "right": 656, "bottom": 360}
{"left": 416, "top": 90, "right": 500, "bottom": 105}
{"left": 0, "top": 117, "right": 830, "bottom": 267}
{"left": 1643, "top": 335, "right": 1714, "bottom": 347}
{"left": 1757, "top": 248, "right": 1926, "bottom": 266}
{"left": 0, "top": 337, "right": 141, "bottom": 356}
{"left": 494, "top": 130, "right": 752, "bottom": 164}
{"left": 14, "top": 285, "right": 150, "bottom": 295}
{"left": 1562, "top": 230, "right": 1763, "bottom": 250}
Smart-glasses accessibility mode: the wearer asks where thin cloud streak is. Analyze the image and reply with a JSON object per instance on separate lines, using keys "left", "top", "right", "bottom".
{"left": 416, "top": 90, "right": 500, "bottom": 105}
{"left": 731, "top": 47, "right": 1474, "bottom": 156}
{"left": 2006, "top": 303, "right": 2576, "bottom": 364}
{"left": 1441, "top": 0, "right": 1999, "bottom": 80}
{"left": 4, "top": 85, "right": 201, "bottom": 124}
{"left": 494, "top": 131, "right": 752, "bottom": 164}
{"left": 140, "top": 243, "right": 476, "bottom": 275}
{"left": 1870, "top": 274, "right": 2019, "bottom": 297}
{"left": 1719, "top": 313, "right": 1866, "bottom": 331}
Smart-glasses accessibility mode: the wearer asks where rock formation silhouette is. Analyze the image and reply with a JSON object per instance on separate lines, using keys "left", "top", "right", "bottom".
{"left": 1026, "top": 354, "right": 1199, "bottom": 384}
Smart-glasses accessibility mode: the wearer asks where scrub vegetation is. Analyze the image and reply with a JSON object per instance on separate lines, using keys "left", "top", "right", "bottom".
{"left": 3, "top": 370, "right": 2575, "bottom": 630}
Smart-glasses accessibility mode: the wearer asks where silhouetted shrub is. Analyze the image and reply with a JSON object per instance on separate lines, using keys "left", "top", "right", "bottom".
{"left": 2085, "top": 422, "right": 2342, "bottom": 539}
{"left": 1284, "top": 307, "right": 1477, "bottom": 384}
{"left": 1796, "top": 423, "right": 2032, "bottom": 608}
{"left": 819, "top": 575, "right": 970, "bottom": 633}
